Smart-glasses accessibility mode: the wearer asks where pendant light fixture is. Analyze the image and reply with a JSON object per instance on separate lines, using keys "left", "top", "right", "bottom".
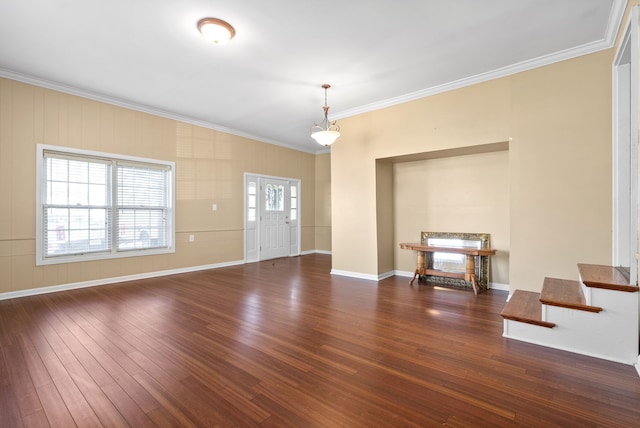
{"left": 310, "top": 84, "right": 340, "bottom": 146}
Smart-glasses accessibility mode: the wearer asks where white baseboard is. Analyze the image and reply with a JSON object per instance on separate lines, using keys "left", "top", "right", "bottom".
{"left": 330, "top": 269, "right": 380, "bottom": 282}
{"left": 331, "top": 269, "right": 393, "bottom": 281}
{"left": 489, "top": 282, "right": 510, "bottom": 292}
{"left": 2, "top": 251, "right": 508, "bottom": 301}
{"left": 0, "top": 259, "right": 245, "bottom": 301}
{"left": 394, "top": 270, "right": 414, "bottom": 278}
{"left": 1, "top": 251, "right": 335, "bottom": 301}
{"left": 378, "top": 271, "right": 395, "bottom": 280}
{"left": 301, "top": 249, "right": 331, "bottom": 255}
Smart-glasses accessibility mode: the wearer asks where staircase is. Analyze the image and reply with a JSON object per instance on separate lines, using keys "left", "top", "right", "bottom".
{"left": 501, "top": 264, "right": 640, "bottom": 365}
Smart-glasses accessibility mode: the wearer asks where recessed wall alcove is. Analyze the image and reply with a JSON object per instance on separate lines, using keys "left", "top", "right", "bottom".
{"left": 375, "top": 141, "right": 510, "bottom": 288}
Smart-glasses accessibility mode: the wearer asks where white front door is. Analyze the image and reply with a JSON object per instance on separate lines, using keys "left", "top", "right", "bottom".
{"left": 260, "top": 177, "right": 289, "bottom": 260}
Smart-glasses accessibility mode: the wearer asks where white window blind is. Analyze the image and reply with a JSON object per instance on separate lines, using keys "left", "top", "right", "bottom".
{"left": 117, "top": 163, "right": 170, "bottom": 251}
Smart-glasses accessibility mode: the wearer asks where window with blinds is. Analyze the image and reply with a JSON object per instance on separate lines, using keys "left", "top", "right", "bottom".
{"left": 117, "top": 163, "right": 170, "bottom": 251}
{"left": 43, "top": 154, "right": 112, "bottom": 257}
{"left": 37, "top": 146, "right": 174, "bottom": 265}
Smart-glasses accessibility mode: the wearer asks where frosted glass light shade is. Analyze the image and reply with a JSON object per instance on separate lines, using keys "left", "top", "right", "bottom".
{"left": 198, "top": 18, "right": 235, "bottom": 44}
{"left": 311, "top": 130, "right": 340, "bottom": 146}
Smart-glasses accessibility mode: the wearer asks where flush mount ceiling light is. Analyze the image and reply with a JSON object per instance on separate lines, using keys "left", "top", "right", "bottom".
{"left": 197, "top": 17, "right": 235, "bottom": 44}
{"left": 310, "top": 84, "right": 340, "bottom": 147}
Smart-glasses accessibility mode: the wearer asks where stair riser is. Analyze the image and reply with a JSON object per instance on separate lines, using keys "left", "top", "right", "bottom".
{"left": 546, "top": 305, "right": 638, "bottom": 362}
{"left": 587, "top": 286, "right": 640, "bottom": 312}
{"left": 503, "top": 318, "right": 638, "bottom": 364}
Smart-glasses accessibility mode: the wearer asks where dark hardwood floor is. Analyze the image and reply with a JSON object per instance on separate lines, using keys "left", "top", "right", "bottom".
{"left": 1, "top": 254, "right": 639, "bottom": 427}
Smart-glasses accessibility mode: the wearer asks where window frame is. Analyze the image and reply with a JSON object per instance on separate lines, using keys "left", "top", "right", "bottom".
{"left": 36, "top": 144, "right": 175, "bottom": 265}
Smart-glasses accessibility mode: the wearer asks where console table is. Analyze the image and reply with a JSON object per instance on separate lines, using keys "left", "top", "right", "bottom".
{"left": 400, "top": 243, "right": 496, "bottom": 295}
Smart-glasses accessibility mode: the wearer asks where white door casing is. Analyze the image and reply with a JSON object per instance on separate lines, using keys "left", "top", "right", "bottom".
{"left": 613, "top": 6, "right": 639, "bottom": 285}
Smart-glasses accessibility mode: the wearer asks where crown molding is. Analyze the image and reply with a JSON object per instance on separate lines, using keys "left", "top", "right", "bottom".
{"left": 607, "top": 0, "right": 629, "bottom": 44}
{"left": 333, "top": 0, "right": 628, "bottom": 120}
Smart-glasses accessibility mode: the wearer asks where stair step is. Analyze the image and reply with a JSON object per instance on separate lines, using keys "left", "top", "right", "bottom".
{"left": 500, "top": 290, "right": 555, "bottom": 328}
{"left": 540, "top": 277, "right": 603, "bottom": 313}
{"left": 577, "top": 264, "right": 638, "bottom": 292}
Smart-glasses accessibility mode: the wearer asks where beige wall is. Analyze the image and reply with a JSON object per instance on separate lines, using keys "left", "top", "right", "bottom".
{"left": 332, "top": 78, "right": 512, "bottom": 278}
{"left": 393, "top": 150, "right": 510, "bottom": 286}
{"left": 314, "top": 153, "right": 331, "bottom": 251}
{"left": 0, "top": 78, "right": 331, "bottom": 294}
{"left": 509, "top": 52, "right": 612, "bottom": 291}
{"left": 332, "top": 50, "right": 613, "bottom": 292}
{"left": 376, "top": 160, "right": 394, "bottom": 274}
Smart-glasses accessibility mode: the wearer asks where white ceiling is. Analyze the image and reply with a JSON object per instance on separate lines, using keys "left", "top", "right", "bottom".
{"left": 0, "top": 0, "right": 627, "bottom": 154}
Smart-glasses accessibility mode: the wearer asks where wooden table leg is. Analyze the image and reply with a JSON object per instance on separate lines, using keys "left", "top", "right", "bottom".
{"left": 465, "top": 254, "right": 478, "bottom": 295}
{"left": 409, "top": 270, "right": 418, "bottom": 285}
{"left": 410, "top": 251, "right": 426, "bottom": 285}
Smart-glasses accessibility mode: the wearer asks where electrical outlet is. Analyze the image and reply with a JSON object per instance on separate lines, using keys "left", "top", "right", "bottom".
{"left": 189, "top": 234, "right": 194, "bottom": 242}
{"left": 212, "top": 203, "right": 217, "bottom": 211}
